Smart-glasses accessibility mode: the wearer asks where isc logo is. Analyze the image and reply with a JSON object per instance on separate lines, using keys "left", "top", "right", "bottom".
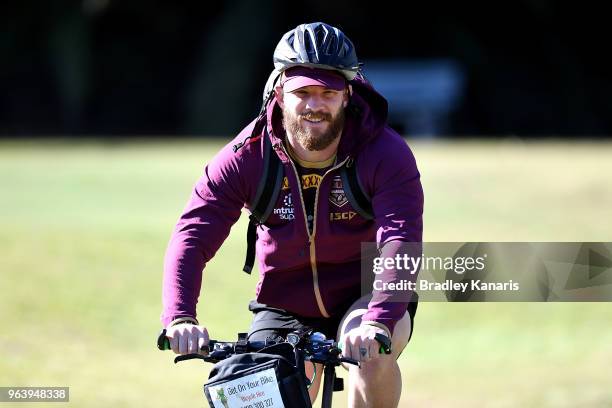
{"left": 330, "top": 211, "right": 356, "bottom": 221}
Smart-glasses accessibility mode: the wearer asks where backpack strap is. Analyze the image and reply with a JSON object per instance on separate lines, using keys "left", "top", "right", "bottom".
{"left": 243, "top": 129, "right": 284, "bottom": 273}
{"left": 340, "top": 158, "right": 374, "bottom": 220}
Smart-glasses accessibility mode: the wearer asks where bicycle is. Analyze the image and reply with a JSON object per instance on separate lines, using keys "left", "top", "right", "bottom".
{"left": 157, "top": 328, "right": 392, "bottom": 408}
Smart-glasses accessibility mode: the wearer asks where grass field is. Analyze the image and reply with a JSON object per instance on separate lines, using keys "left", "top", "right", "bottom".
{"left": 1, "top": 139, "right": 611, "bottom": 407}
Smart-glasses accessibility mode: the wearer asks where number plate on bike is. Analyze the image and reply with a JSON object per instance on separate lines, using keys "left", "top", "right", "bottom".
{"left": 207, "top": 367, "right": 285, "bottom": 408}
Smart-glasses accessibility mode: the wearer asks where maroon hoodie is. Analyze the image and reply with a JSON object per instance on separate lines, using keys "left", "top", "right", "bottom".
{"left": 162, "top": 76, "right": 424, "bottom": 335}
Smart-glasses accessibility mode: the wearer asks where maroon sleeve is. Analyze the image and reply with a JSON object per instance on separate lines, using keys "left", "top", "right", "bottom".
{"left": 161, "top": 130, "right": 259, "bottom": 327}
{"left": 360, "top": 129, "right": 424, "bottom": 335}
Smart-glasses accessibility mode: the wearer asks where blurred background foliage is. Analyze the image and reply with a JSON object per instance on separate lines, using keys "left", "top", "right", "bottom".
{"left": 1, "top": 0, "right": 611, "bottom": 137}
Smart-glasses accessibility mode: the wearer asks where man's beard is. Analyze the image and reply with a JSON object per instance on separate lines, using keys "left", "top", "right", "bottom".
{"left": 282, "top": 107, "right": 345, "bottom": 151}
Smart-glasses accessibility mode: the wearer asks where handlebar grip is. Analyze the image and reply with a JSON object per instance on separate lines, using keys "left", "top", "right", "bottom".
{"left": 157, "top": 329, "right": 171, "bottom": 350}
{"left": 374, "top": 333, "right": 392, "bottom": 355}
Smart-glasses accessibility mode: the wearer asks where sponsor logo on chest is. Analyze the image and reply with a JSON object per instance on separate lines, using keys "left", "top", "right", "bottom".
{"left": 281, "top": 174, "right": 322, "bottom": 190}
{"left": 273, "top": 192, "right": 295, "bottom": 220}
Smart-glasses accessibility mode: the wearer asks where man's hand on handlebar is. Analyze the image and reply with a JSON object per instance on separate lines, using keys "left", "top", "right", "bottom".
{"left": 340, "top": 325, "right": 390, "bottom": 363}
{"left": 165, "top": 323, "right": 209, "bottom": 355}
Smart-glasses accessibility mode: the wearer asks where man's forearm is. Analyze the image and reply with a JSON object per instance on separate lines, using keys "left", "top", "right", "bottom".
{"left": 362, "top": 240, "right": 421, "bottom": 335}
{"left": 161, "top": 232, "right": 206, "bottom": 327}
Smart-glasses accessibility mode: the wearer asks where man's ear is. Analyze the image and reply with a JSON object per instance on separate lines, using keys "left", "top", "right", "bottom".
{"left": 343, "top": 84, "right": 353, "bottom": 108}
{"left": 274, "top": 86, "right": 284, "bottom": 109}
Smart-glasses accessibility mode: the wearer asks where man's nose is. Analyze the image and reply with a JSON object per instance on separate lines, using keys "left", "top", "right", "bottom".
{"left": 305, "top": 94, "right": 325, "bottom": 110}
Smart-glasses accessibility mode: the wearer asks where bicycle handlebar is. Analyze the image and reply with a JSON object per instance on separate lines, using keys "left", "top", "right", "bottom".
{"left": 157, "top": 328, "right": 391, "bottom": 408}
{"left": 157, "top": 328, "right": 392, "bottom": 366}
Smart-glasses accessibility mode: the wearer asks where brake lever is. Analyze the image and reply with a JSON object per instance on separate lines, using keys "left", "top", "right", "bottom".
{"left": 174, "top": 354, "right": 207, "bottom": 363}
{"left": 339, "top": 357, "right": 360, "bottom": 367}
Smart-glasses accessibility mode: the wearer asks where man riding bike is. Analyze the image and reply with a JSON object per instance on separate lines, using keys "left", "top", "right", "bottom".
{"left": 161, "top": 22, "right": 423, "bottom": 407}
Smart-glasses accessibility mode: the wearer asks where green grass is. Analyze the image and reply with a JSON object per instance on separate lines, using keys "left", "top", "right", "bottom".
{"left": 1, "top": 139, "right": 611, "bottom": 407}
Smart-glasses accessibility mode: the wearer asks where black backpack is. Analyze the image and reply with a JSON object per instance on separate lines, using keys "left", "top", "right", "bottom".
{"left": 238, "top": 126, "right": 374, "bottom": 274}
